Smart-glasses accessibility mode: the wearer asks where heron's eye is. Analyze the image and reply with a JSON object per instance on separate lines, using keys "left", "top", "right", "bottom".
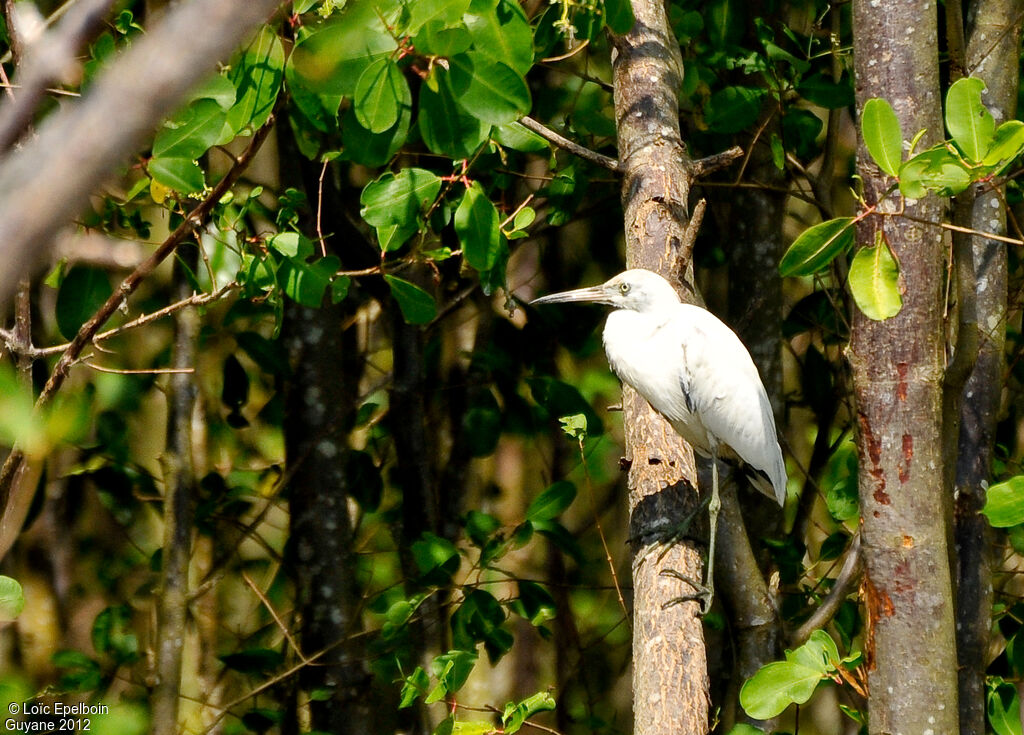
{"left": 619, "top": 282, "right": 630, "bottom": 295}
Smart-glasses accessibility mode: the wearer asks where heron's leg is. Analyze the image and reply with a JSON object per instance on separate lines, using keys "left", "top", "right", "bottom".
{"left": 702, "top": 453, "right": 721, "bottom": 613}
{"left": 657, "top": 455, "right": 720, "bottom": 615}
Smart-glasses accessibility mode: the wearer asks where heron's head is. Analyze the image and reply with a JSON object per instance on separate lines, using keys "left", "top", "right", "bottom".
{"left": 530, "top": 269, "right": 682, "bottom": 313}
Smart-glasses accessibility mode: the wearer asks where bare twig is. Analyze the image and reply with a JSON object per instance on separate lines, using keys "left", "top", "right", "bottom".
{"left": 517, "top": 116, "right": 621, "bottom": 172}
{"left": 690, "top": 145, "right": 744, "bottom": 178}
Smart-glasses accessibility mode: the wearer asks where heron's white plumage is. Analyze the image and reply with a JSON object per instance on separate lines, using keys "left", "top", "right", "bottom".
{"left": 533, "top": 268, "right": 786, "bottom": 505}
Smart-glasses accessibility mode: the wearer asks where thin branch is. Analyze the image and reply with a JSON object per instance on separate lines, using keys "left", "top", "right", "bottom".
{"left": 790, "top": 534, "right": 862, "bottom": 646}
{"left": 517, "top": 115, "right": 621, "bottom": 172}
{"left": 690, "top": 145, "right": 744, "bottom": 178}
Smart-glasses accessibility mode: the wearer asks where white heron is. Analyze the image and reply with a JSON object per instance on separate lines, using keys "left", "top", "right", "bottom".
{"left": 531, "top": 268, "right": 786, "bottom": 611}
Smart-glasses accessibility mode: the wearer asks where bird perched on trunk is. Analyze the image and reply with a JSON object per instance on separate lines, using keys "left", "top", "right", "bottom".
{"left": 531, "top": 268, "right": 786, "bottom": 611}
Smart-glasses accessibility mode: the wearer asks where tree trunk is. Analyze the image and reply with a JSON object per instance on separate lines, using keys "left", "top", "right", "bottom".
{"left": 610, "top": 0, "right": 708, "bottom": 732}
{"left": 849, "top": 2, "right": 960, "bottom": 732}
{"left": 955, "top": 2, "right": 1022, "bottom": 731}
{"left": 283, "top": 300, "right": 373, "bottom": 734}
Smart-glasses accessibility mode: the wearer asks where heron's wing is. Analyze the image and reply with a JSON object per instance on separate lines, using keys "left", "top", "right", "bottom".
{"left": 675, "top": 306, "right": 787, "bottom": 505}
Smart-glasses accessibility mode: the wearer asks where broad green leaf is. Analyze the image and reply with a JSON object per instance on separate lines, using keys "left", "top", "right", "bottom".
{"left": 360, "top": 168, "right": 442, "bottom": 228}
{"left": 988, "top": 679, "right": 1023, "bottom": 735}
{"left": 419, "top": 74, "right": 491, "bottom": 158}
{"left": 603, "top": 0, "right": 636, "bottom": 33}
{"left": 407, "top": 0, "right": 471, "bottom": 33}
{"left": 428, "top": 649, "right": 478, "bottom": 699}
{"left": 279, "top": 256, "right": 339, "bottom": 308}
{"left": 946, "top": 77, "right": 994, "bottom": 162}
{"left": 455, "top": 182, "right": 503, "bottom": 270}
{"left": 861, "top": 98, "right": 902, "bottom": 176}
{"left": 848, "top": 237, "right": 902, "bottom": 321}
{"left": 984, "top": 120, "right": 1024, "bottom": 167}
{"left": 899, "top": 147, "right": 973, "bottom": 198}
{"left": 341, "top": 100, "right": 410, "bottom": 167}
{"left": 0, "top": 576, "right": 25, "bottom": 621}
{"left": 705, "top": 86, "right": 765, "bottom": 134}
{"left": 502, "top": 692, "right": 556, "bottom": 734}
{"left": 414, "top": 21, "right": 473, "bottom": 56}
{"left": 225, "top": 26, "right": 284, "bottom": 134}
{"left": 353, "top": 57, "right": 411, "bottom": 133}
{"left": 55, "top": 266, "right": 114, "bottom": 340}
{"left": 464, "top": 0, "right": 534, "bottom": 75}
{"left": 376, "top": 222, "right": 418, "bottom": 252}
{"left": 287, "top": 1, "right": 399, "bottom": 99}
{"left": 740, "top": 632, "right": 838, "bottom": 720}
{"left": 779, "top": 217, "right": 855, "bottom": 277}
{"left": 493, "top": 121, "right": 549, "bottom": 152}
{"left": 822, "top": 442, "right": 859, "bottom": 522}
{"left": 400, "top": 667, "right": 430, "bottom": 708}
{"left": 726, "top": 726, "right": 766, "bottom": 735}
{"left": 982, "top": 475, "right": 1024, "bottom": 527}
{"left": 385, "top": 275, "right": 437, "bottom": 324}
{"left": 526, "top": 481, "right": 577, "bottom": 521}
{"left": 451, "top": 720, "right": 496, "bottom": 735}
{"left": 149, "top": 156, "right": 206, "bottom": 194}
{"left": 449, "top": 53, "right": 531, "bottom": 125}
{"left": 740, "top": 661, "right": 823, "bottom": 719}
{"left": 526, "top": 376, "right": 604, "bottom": 435}
{"left": 268, "top": 231, "right": 314, "bottom": 259}
{"left": 191, "top": 73, "right": 237, "bottom": 110}
{"left": 154, "top": 98, "right": 227, "bottom": 158}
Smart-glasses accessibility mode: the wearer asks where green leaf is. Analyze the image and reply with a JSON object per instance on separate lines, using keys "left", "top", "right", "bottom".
{"left": 149, "top": 156, "right": 206, "bottom": 194}
{"left": 341, "top": 101, "right": 411, "bottom": 167}
{"left": 449, "top": 52, "right": 531, "bottom": 125}
{"left": 464, "top": 0, "right": 534, "bottom": 75}
{"left": 861, "top": 98, "right": 903, "bottom": 176}
{"left": 153, "top": 98, "right": 227, "bottom": 159}
{"left": 400, "top": 667, "right": 430, "bottom": 708}
{"left": 428, "top": 649, "right": 478, "bottom": 700}
{"left": 225, "top": 25, "right": 284, "bottom": 133}
{"left": 848, "top": 236, "right": 902, "bottom": 321}
{"left": 982, "top": 475, "right": 1024, "bottom": 527}
{"left": 526, "top": 376, "right": 603, "bottom": 435}
{"left": 823, "top": 442, "right": 859, "bottom": 522}
{"left": 739, "top": 631, "right": 838, "bottom": 720}
{"left": 280, "top": 256, "right": 339, "bottom": 308}
{"left": 419, "top": 74, "right": 491, "bottom": 158}
{"left": 192, "top": 73, "right": 238, "bottom": 111}
{"left": 414, "top": 21, "right": 473, "bottom": 56}
{"left": 988, "top": 678, "right": 1023, "bottom": 735}
{"left": 268, "top": 231, "right": 314, "bottom": 259}
{"left": 385, "top": 275, "right": 437, "bottom": 324}
{"left": 55, "top": 266, "right": 113, "bottom": 340}
{"left": 899, "top": 147, "right": 973, "bottom": 198}
{"left": 287, "top": 0, "right": 399, "bottom": 100}
{"left": 946, "top": 77, "right": 994, "bottom": 162}
{"left": 455, "top": 182, "right": 503, "bottom": 270}
{"left": 526, "top": 481, "right": 577, "bottom": 521}
{"left": 603, "top": 0, "right": 635, "bottom": 33}
{"left": 726, "top": 726, "right": 766, "bottom": 735}
{"left": 0, "top": 576, "right": 25, "bottom": 621}
{"left": 502, "top": 692, "right": 556, "bottom": 734}
{"left": 492, "top": 121, "right": 549, "bottom": 152}
{"left": 407, "top": 0, "right": 472, "bottom": 33}
{"left": 705, "top": 86, "right": 765, "bottom": 134}
{"left": 984, "top": 120, "right": 1024, "bottom": 167}
{"left": 353, "top": 57, "right": 411, "bottom": 133}
{"left": 360, "top": 168, "right": 442, "bottom": 228}
{"left": 779, "top": 217, "right": 855, "bottom": 277}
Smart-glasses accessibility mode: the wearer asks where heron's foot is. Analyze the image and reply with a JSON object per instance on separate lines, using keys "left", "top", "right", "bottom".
{"left": 660, "top": 569, "right": 714, "bottom": 615}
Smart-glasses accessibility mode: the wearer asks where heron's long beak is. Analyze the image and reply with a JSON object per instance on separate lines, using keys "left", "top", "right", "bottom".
{"left": 530, "top": 285, "right": 611, "bottom": 306}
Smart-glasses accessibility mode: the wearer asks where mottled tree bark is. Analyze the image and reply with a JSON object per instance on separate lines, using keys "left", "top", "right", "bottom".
{"left": 610, "top": 0, "right": 708, "bottom": 732}
{"left": 955, "top": 2, "right": 1022, "bottom": 731}
{"left": 850, "top": 2, "right": 960, "bottom": 732}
